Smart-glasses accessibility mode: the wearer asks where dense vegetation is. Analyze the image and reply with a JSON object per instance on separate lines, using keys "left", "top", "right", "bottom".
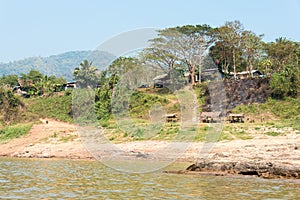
{"left": 18, "top": 70, "right": 67, "bottom": 96}
{"left": 0, "top": 70, "right": 72, "bottom": 129}
{"left": 0, "top": 87, "right": 24, "bottom": 124}
{"left": 23, "top": 93, "right": 73, "bottom": 123}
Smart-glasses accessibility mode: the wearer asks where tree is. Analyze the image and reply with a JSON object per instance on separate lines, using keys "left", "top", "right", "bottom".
{"left": 265, "top": 38, "right": 300, "bottom": 73}
{"left": 0, "top": 74, "right": 19, "bottom": 87}
{"left": 95, "top": 70, "right": 114, "bottom": 120}
{"left": 174, "top": 25, "right": 215, "bottom": 84}
{"left": 270, "top": 64, "right": 300, "bottom": 99}
{"left": 19, "top": 70, "right": 44, "bottom": 95}
{"left": 145, "top": 25, "right": 214, "bottom": 85}
{"left": 74, "top": 60, "right": 99, "bottom": 88}
{"left": 0, "top": 87, "right": 24, "bottom": 123}
{"left": 20, "top": 70, "right": 43, "bottom": 85}
{"left": 94, "top": 57, "right": 129, "bottom": 120}
{"left": 242, "top": 31, "right": 264, "bottom": 77}
{"left": 108, "top": 56, "right": 153, "bottom": 87}
{"left": 265, "top": 38, "right": 300, "bottom": 98}
{"left": 35, "top": 75, "right": 67, "bottom": 95}
{"left": 258, "top": 58, "right": 272, "bottom": 76}
{"left": 213, "top": 21, "right": 245, "bottom": 79}
{"left": 209, "top": 40, "right": 232, "bottom": 75}
{"left": 18, "top": 70, "right": 66, "bottom": 96}
{"left": 108, "top": 57, "right": 140, "bottom": 77}
{"left": 141, "top": 46, "right": 178, "bottom": 72}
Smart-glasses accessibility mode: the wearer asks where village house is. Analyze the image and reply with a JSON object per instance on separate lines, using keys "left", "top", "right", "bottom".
{"left": 229, "top": 70, "right": 264, "bottom": 79}
{"left": 63, "top": 81, "right": 77, "bottom": 90}
{"left": 152, "top": 68, "right": 263, "bottom": 88}
{"left": 153, "top": 74, "right": 169, "bottom": 88}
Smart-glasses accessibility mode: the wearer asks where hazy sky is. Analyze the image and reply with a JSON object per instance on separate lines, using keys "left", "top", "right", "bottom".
{"left": 0, "top": 0, "right": 299, "bottom": 62}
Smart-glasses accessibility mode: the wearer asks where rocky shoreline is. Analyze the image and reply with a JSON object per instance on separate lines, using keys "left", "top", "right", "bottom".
{"left": 164, "top": 161, "right": 300, "bottom": 179}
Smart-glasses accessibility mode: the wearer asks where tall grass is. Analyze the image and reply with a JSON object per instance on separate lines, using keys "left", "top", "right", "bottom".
{"left": 232, "top": 97, "right": 300, "bottom": 130}
{"left": 0, "top": 123, "right": 32, "bottom": 141}
{"left": 24, "top": 93, "right": 73, "bottom": 122}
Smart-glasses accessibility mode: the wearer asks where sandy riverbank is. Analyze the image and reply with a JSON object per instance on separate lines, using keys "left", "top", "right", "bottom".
{"left": 0, "top": 119, "right": 93, "bottom": 159}
{"left": 1, "top": 119, "right": 299, "bottom": 178}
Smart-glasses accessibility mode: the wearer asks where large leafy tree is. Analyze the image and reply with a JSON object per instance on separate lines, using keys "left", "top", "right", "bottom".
{"left": 108, "top": 56, "right": 152, "bottom": 87}
{"left": 95, "top": 70, "right": 115, "bottom": 120}
{"left": 19, "top": 70, "right": 44, "bottom": 95}
{"left": 209, "top": 21, "right": 265, "bottom": 79}
{"left": 144, "top": 25, "right": 214, "bottom": 85}
{"left": 270, "top": 64, "right": 300, "bottom": 98}
{"left": 34, "top": 75, "right": 66, "bottom": 94}
{"left": 20, "top": 70, "right": 44, "bottom": 84}
{"left": 0, "top": 87, "right": 24, "bottom": 123}
{"left": 241, "top": 30, "right": 264, "bottom": 77}
{"left": 212, "top": 21, "right": 245, "bottom": 79}
{"left": 0, "top": 74, "right": 19, "bottom": 87}
{"left": 264, "top": 37, "right": 300, "bottom": 73}
{"left": 264, "top": 38, "right": 300, "bottom": 98}
{"left": 19, "top": 69, "right": 66, "bottom": 95}
{"left": 108, "top": 57, "right": 140, "bottom": 77}
{"left": 95, "top": 57, "right": 139, "bottom": 120}
{"left": 174, "top": 25, "right": 215, "bottom": 84}
{"left": 141, "top": 46, "right": 178, "bottom": 72}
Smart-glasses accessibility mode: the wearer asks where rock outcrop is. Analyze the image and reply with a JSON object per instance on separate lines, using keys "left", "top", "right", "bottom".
{"left": 202, "top": 77, "right": 271, "bottom": 112}
{"left": 164, "top": 161, "right": 300, "bottom": 179}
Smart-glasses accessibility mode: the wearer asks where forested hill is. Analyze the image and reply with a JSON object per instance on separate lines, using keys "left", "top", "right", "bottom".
{"left": 0, "top": 50, "right": 115, "bottom": 81}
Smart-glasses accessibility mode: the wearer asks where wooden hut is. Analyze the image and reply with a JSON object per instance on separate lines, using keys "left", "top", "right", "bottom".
{"left": 228, "top": 113, "right": 245, "bottom": 123}
{"left": 200, "top": 111, "right": 222, "bottom": 123}
{"left": 165, "top": 113, "right": 178, "bottom": 122}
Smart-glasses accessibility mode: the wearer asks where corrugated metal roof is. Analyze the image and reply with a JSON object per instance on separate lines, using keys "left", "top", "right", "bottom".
{"left": 153, "top": 74, "right": 168, "bottom": 81}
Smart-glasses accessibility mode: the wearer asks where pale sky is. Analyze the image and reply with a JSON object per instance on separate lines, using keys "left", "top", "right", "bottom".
{"left": 0, "top": 0, "right": 299, "bottom": 62}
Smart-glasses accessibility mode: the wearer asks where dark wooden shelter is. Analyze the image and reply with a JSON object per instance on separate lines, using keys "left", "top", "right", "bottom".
{"left": 200, "top": 111, "right": 222, "bottom": 123}
{"left": 228, "top": 113, "right": 245, "bottom": 123}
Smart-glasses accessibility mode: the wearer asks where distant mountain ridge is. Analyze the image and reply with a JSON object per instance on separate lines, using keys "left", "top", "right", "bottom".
{"left": 0, "top": 50, "right": 115, "bottom": 81}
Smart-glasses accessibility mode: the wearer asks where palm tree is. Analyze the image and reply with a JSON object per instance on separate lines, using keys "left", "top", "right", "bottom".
{"left": 74, "top": 60, "right": 99, "bottom": 88}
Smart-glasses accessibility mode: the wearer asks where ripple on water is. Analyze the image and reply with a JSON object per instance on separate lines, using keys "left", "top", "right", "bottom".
{"left": 0, "top": 158, "right": 300, "bottom": 199}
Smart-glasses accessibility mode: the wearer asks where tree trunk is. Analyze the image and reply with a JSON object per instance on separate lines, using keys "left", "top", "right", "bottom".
{"left": 247, "top": 57, "right": 251, "bottom": 77}
{"left": 190, "top": 64, "right": 195, "bottom": 85}
{"left": 198, "top": 59, "right": 202, "bottom": 83}
{"left": 249, "top": 60, "right": 253, "bottom": 77}
{"left": 233, "top": 49, "right": 237, "bottom": 80}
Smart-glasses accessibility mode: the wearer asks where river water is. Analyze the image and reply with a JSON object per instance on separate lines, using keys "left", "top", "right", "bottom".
{"left": 0, "top": 158, "right": 299, "bottom": 199}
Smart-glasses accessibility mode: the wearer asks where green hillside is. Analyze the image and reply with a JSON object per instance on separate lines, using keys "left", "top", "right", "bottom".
{"left": 0, "top": 50, "right": 115, "bottom": 81}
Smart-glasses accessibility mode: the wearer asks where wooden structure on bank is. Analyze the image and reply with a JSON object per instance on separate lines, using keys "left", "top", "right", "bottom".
{"left": 200, "top": 111, "right": 222, "bottom": 123}
{"left": 165, "top": 113, "right": 178, "bottom": 122}
{"left": 228, "top": 113, "right": 245, "bottom": 123}
{"left": 153, "top": 74, "right": 169, "bottom": 88}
